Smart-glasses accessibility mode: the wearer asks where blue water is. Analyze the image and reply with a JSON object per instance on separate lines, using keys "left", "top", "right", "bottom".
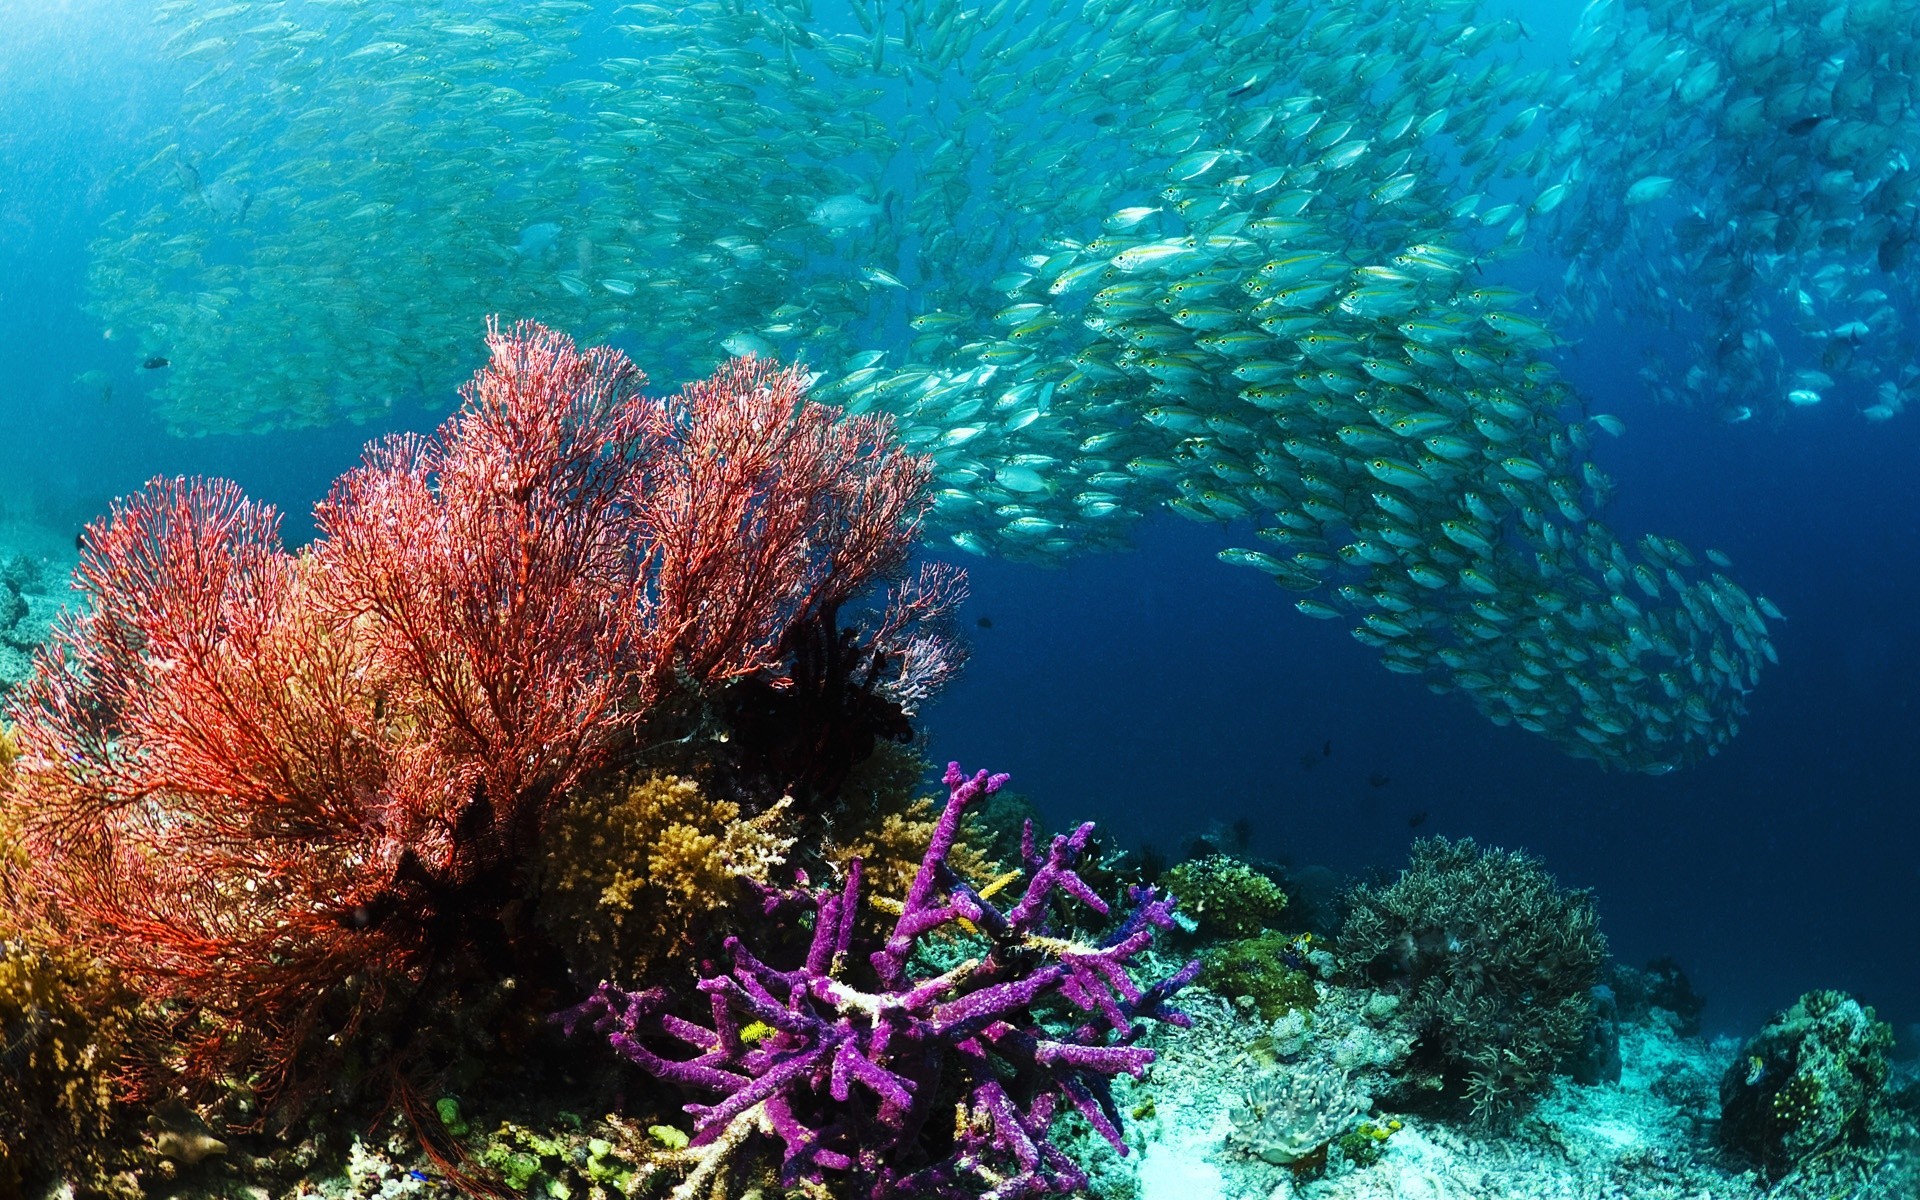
{"left": 2, "top": 0, "right": 1915, "bottom": 1049}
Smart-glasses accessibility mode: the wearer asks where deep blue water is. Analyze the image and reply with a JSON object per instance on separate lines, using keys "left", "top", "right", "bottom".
{"left": 2, "top": 0, "right": 1915, "bottom": 1047}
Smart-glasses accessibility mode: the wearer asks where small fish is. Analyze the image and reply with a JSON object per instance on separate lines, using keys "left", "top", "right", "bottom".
{"left": 1624, "top": 175, "right": 1675, "bottom": 205}
{"left": 142, "top": 357, "right": 170, "bottom": 369}
{"left": 1103, "top": 205, "right": 1161, "bottom": 231}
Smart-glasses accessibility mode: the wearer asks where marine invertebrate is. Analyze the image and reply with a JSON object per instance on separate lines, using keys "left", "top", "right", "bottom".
{"left": 0, "top": 321, "right": 955, "bottom": 1111}
{"left": 1338, "top": 837, "right": 1605, "bottom": 1125}
{"left": 1333, "top": 1117, "right": 1402, "bottom": 1169}
{"left": 536, "top": 773, "right": 798, "bottom": 988}
{"left": 0, "top": 937, "right": 134, "bottom": 1196}
{"left": 1162, "top": 854, "right": 1290, "bottom": 942}
{"left": 1719, "top": 989, "right": 1895, "bottom": 1179}
{"left": 557, "top": 763, "right": 1200, "bottom": 1200}
{"left": 1226, "top": 1066, "right": 1370, "bottom": 1166}
{"left": 1199, "top": 932, "right": 1319, "bottom": 1023}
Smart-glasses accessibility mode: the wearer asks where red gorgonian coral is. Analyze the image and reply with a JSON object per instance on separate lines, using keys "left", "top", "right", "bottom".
{"left": 1, "top": 319, "right": 960, "bottom": 1109}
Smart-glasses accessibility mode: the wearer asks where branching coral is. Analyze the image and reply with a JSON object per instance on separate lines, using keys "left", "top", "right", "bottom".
{"left": 537, "top": 773, "right": 797, "bottom": 987}
{"left": 1338, "top": 837, "right": 1605, "bottom": 1125}
{"left": 557, "top": 763, "right": 1200, "bottom": 1200}
{"left": 0, "top": 320, "right": 960, "bottom": 1114}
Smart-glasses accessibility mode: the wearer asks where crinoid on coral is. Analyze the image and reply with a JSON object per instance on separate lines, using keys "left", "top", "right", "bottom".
{"left": 557, "top": 764, "right": 1200, "bottom": 1200}
{"left": 0, "top": 320, "right": 965, "bottom": 1122}
{"left": 1337, "top": 837, "right": 1606, "bottom": 1126}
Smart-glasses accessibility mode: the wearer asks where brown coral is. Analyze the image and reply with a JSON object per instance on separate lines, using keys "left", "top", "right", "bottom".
{"left": 537, "top": 774, "right": 796, "bottom": 986}
{"left": 0, "top": 938, "right": 134, "bottom": 1196}
{"left": 821, "top": 745, "right": 999, "bottom": 915}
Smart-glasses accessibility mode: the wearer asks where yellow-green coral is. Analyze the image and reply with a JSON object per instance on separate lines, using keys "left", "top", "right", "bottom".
{"left": 826, "top": 795, "right": 997, "bottom": 907}
{"left": 537, "top": 773, "right": 796, "bottom": 986}
{"left": 1163, "top": 855, "right": 1289, "bottom": 942}
{"left": 0, "top": 937, "right": 133, "bottom": 1195}
{"left": 1335, "top": 1118, "right": 1403, "bottom": 1168}
{"left": 1200, "top": 932, "right": 1319, "bottom": 1022}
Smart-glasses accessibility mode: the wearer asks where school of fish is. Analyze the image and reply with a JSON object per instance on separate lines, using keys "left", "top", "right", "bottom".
{"left": 1533, "top": 0, "right": 1920, "bottom": 424}
{"left": 86, "top": 0, "right": 1794, "bottom": 773}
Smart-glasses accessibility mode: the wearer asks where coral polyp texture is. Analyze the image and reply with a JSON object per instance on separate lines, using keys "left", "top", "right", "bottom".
{"left": 0, "top": 319, "right": 961, "bottom": 1114}
{"left": 558, "top": 763, "right": 1202, "bottom": 1200}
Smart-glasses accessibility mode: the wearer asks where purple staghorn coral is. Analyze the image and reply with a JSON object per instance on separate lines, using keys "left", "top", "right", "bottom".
{"left": 556, "top": 762, "right": 1200, "bottom": 1200}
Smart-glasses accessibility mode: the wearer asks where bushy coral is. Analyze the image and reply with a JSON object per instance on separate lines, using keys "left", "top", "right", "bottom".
{"left": 558, "top": 764, "right": 1199, "bottom": 1200}
{"left": 0, "top": 938, "right": 134, "bottom": 1196}
{"left": 1337, "top": 837, "right": 1605, "bottom": 1125}
{"left": 822, "top": 742, "right": 1001, "bottom": 904}
{"left": 1162, "top": 854, "right": 1290, "bottom": 942}
{"left": 1719, "top": 989, "right": 1895, "bottom": 1179}
{"left": 536, "top": 773, "right": 797, "bottom": 987}
{"left": 1200, "top": 932, "right": 1319, "bottom": 1022}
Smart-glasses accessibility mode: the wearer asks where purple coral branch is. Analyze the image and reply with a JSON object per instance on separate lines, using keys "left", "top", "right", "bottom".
{"left": 555, "top": 763, "right": 1199, "bottom": 1199}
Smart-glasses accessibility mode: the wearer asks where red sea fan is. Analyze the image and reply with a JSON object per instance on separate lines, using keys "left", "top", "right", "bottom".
{"left": 640, "top": 354, "right": 933, "bottom": 691}
{"left": 0, "top": 320, "right": 956, "bottom": 1110}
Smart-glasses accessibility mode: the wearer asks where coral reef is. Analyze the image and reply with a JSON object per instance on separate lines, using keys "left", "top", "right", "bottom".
{"left": 816, "top": 744, "right": 1003, "bottom": 913}
{"left": 1337, "top": 837, "right": 1605, "bottom": 1125}
{"left": 557, "top": 763, "right": 1200, "bottom": 1200}
{"left": 536, "top": 773, "right": 797, "bottom": 988}
{"left": 1611, "top": 956, "right": 1707, "bottom": 1037}
{"left": 0, "top": 321, "right": 961, "bottom": 1118}
{"left": 1162, "top": 854, "right": 1291, "bottom": 942}
{"left": 1719, "top": 988, "right": 1896, "bottom": 1179}
{"left": 0, "top": 553, "right": 61, "bottom": 696}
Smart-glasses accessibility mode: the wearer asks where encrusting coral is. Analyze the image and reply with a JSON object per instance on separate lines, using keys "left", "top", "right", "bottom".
{"left": 1162, "top": 854, "right": 1290, "bottom": 942}
{"left": 1200, "top": 932, "right": 1319, "bottom": 1023}
{"left": 1337, "top": 836, "right": 1605, "bottom": 1125}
